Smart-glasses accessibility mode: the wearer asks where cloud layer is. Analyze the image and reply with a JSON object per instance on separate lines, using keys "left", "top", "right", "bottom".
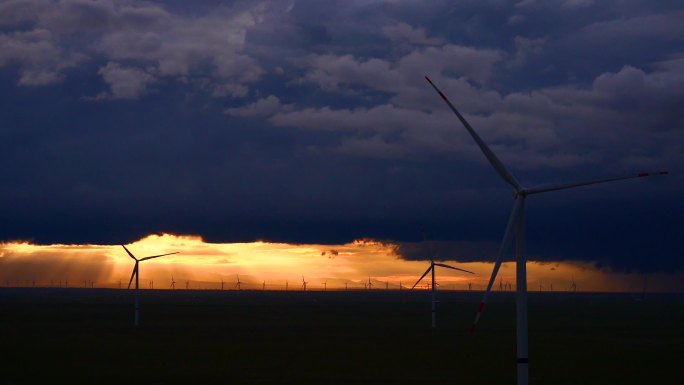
{"left": 0, "top": 0, "right": 682, "bottom": 272}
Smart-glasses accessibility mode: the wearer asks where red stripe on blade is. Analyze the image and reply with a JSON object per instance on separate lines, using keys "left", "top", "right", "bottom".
{"left": 438, "top": 91, "right": 447, "bottom": 101}
{"left": 638, "top": 172, "right": 650, "bottom": 177}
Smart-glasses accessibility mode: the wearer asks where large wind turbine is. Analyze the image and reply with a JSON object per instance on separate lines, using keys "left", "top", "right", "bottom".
{"left": 425, "top": 76, "right": 668, "bottom": 385}
{"left": 411, "top": 258, "right": 474, "bottom": 328}
{"left": 122, "top": 245, "right": 178, "bottom": 327}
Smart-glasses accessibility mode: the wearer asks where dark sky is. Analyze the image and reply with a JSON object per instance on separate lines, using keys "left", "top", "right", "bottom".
{"left": 1, "top": 0, "right": 682, "bottom": 272}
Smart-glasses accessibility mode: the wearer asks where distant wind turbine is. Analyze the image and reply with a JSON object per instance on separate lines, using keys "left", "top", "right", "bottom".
{"left": 426, "top": 75, "right": 668, "bottom": 385}
{"left": 301, "top": 276, "right": 308, "bottom": 291}
{"left": 235, "top": 275, "right": 242, "bottom": 291}
{"left": 367, "top": 276, "right": 373, "bottom": 290}
{"left": 411, "top": 258, "right": 474, "bottom": 328}
{"left": 170, "top": 275, "right": 176, "bottom": 290}
{"left": 570, "top": 277, "right": 577, "bottom": 293}
{"left": 122, "top": 244, "right": 178, "bottom": 327}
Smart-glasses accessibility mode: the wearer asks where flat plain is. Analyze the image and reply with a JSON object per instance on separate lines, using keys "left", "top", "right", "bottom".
{"left": 0, "top": 288, "right": 682, "bottom": 384}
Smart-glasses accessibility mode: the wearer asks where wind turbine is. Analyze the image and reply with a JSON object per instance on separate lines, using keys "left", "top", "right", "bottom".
{"left": 122, "top": 244, "right": 178, "bottom": 327}
{"left": 570, "top": 276, "right": 577, "bottom": 292}
{"left": 301, "top": 276, "right": 308, "bottom": 291}
{"left": 323, "top": 280, "right": 327, "bottom": 291}
{"left": 170, "top": 275, "right": 176, "bottom": 290}
{"left": 411, "top": 258, "right": 474, "bottom": 328}
{"left": 426, "top": 75, "right": 668, "bottom": 385}
{"left": 235, "top": 275, "right": 242, "bottom": 290}
{"left": 367, "top": 276, "right": 373, "bottom": 290}
{"left": 221, "top": 278, "right": 225, "bottom": 291}
{"left": 262, "top": 280, "right": 266, "bottom": 291}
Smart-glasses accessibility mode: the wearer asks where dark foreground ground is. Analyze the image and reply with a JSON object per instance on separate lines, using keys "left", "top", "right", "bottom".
{"left": 0, "top": 288, "right": 682, "bottom": 385}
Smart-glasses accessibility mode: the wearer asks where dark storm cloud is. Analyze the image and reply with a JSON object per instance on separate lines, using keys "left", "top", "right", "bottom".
{"left": 0, "top": 0, "right": 682, "bottom": 272}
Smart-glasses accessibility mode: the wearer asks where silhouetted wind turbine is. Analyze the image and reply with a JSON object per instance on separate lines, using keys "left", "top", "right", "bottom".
{"left": 570, "top": 277, "right": 577, "bottom": 293}
{"left": 262, "top": 280, "right": 266, "bottom": 291}
{"left": 411, "top": 258, "right": 474, "bottom": 328}
{"left": 170, "top": 275, "right": 176, "bottom": 290}
{"left": 122, "top": 244, "right": 178, "bottom": 327}
{"left": 426, "top": 75, "right": 668, "bottom": 385}
{"left": 301, "top": 276, "right": 308, "bottom": 291}
{"left": 220, "top": 278, "right": 225, "bottom": 291}
{"left": 367, "top": 276, "right": 373, "bottom": 290}
{"left": 235, "top": 275, "right": 242, "bottom": 290}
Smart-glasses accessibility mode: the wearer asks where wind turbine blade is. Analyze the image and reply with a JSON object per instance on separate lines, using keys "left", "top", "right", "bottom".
{"left": 411, "top": 265, "right": 433, "bottom": 290}
{"left": 140, "top": 252, "right": 179, "bottom": 261}
{"left": 471, "top": 196, "right": 523, "bottom": 331}
{"left": 425, "top": 76, "right": 522, "bottom": 191}
{"left": 434, "top": 263, "right": 474, "bottom": 274}
{"left": 127, "top": 264, "right": 138, "bottom": 289}
{"left": 121, "top": 245, "right": 138, "bottom": 261}
{"left": 525, "top": 171, "right": 669, "bottom": 195}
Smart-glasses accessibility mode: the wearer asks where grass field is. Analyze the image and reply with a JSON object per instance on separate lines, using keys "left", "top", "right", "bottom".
{"left": 0, "top": 288, "right": 682, "bottom": 384}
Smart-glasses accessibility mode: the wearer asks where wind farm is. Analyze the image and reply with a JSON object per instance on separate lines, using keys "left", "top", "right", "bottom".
{"left": 1, "top": 1, "right": 682, "bottom": 383}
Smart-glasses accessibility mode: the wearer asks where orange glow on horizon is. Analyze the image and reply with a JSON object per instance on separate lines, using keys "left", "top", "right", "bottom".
{"left": 0, "top": 233, "right": 680, "bottom": 292}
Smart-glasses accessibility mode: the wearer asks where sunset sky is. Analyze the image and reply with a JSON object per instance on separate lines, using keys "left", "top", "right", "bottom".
{"left": 1, "top": 1, "right": 682, "bottom": 290}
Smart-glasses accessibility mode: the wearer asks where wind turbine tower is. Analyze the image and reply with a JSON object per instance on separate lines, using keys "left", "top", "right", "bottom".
{"left": 411, "top": 258, "right": 473, "bottom": 328}
{"left": 426, "top": 76, "right": 668, "bottom": 385}
{"left": 122, "top": 244, "right": 178, "bottom": 327}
